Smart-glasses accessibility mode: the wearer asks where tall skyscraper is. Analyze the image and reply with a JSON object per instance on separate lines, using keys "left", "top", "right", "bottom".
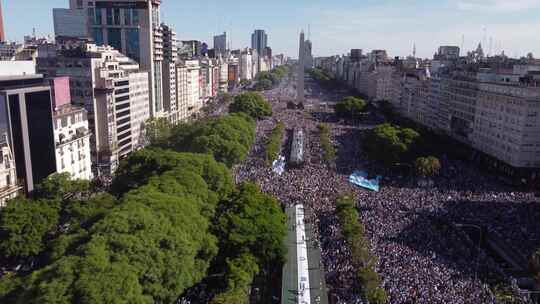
{"left": 66, "top": 0, "right": 165, "bottom": 119}
{"left": 0, "top": 74, "right": 57, "bottom": 193}
{"left": 297, "top": 31, "right": 305, "bottom": 104}
{"left": 161, "top": 23, "right": 179, "bottom": 124}
{"left": 214, "top": 32, "right": 227, "bottom": 57}
{"left": 0, "top": 0, "right": 5, "bottom": 42}
{"left": 251, "top": 29, "right": 267, "bottom": 56}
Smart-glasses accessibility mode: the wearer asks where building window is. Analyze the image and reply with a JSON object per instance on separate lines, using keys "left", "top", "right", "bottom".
{"left": 107, "top": 28, "right": 122, "bottom": 52}
{"left": 114, "top": 8, "right": 121, "bottom": 25}
{"left": 132, "top": 9, "right": 140, "bottom": 25}
{"left": 106, "top": 8, "right": 113, "bottom": 25}
{"left": 93, "top": 28, "right": 103, "bottom": 45}
{"left": 124, "top": 8, "right": 132, "bottom": 25}
{"left": 87, "top": 8, "right": 95, "bottom": 25}
{"left": 126, "top": 29, "right": 140, "bottom": 62}
{"left": 95, "top": 8, "right": 102, "bottom": 25}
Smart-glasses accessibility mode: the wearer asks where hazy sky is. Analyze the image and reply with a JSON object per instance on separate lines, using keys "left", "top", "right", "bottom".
{"left": 4, "top": 0, "right": 540, "bottom": 58}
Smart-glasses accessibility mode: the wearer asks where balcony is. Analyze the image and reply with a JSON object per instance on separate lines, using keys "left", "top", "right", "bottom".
{"left": 56, "top": 128, "right": 90, "bottom": 147}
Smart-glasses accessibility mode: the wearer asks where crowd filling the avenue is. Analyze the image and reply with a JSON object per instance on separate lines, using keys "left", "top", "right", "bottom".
{"left": 235, "top": 77, "right": 540, "bottom": 304}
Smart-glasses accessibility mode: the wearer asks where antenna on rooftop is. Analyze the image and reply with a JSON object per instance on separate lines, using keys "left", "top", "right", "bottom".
{"left": 308, "top": 24, "right": 311, "bottom": 41}
{"left": 461, "top": 34, "right": 465, "bottom": 52}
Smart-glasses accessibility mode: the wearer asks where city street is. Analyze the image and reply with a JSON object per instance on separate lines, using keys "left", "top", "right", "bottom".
{"left": 234, "top": 70, "right": 540, "bottom": 304}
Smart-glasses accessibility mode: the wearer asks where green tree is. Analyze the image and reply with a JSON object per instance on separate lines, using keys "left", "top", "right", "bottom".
{"left": 336, "top": 195, "right": 388, "bottom": 303}
{"left": 216, "top": 182, "right": 286, "bottom": 265}
{"left": 264, "top": 123, "right": 285, "bottom": 164}
{"left": 112, "top": 149, "right": 233, "bottom": 197}
{"left": 9, "top": 170, "right": 221, "bottom": 303}
{"left": 229, "top": 92, "right": 272, "bottom": 119}
{"left": 364, "top": 124, "right": 420, "bottom": 165}
{"left": 210, "top": 290, "right": 248, "bottom": 304}
{"left": 335, "top": 96, "right": 367, "bottom": 119}
{"left": 145, "top": 117, "right": 173, "bottom": 147}
{"left": 0, "top": 198, "right": 60, "bottom": 259}
{"left": 254, "top": 78, "right": 273, "bottom": 91}
{"left": 239, "top": 79, "right": 251, "bottom": 87}
{"left": 414, "top": 156, "right": 441, "bottom": 177}
{"left": 225, "top": 253, "right": 259, "bottom": 291}
{"left": 318, "top": 123, "right": 336, "bottom": 164}
{"left": 34, "top": 173, "right": 90, "bottom": 200}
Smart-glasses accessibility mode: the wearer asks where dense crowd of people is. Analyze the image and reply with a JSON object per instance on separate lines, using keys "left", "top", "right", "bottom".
{"left": 233, "top": 80, "right": 539, "bottom": 303}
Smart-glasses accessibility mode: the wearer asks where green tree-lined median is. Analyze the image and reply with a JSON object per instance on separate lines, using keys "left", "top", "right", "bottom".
{"left": 336, "top": 195, "right": 388, "bottom": 304}
{"left": 318, "top": 123, "right": 336, "bottom": 164}
{"left": 265, "top": 122, "right": 285, "bottom": 165}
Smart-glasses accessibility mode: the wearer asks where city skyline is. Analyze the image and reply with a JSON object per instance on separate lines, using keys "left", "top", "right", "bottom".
{"left": 4, "top": 0, "right": 540, "bottom": 59}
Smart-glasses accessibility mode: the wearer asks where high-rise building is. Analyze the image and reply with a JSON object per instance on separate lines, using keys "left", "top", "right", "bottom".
{"left": 176, "top": 59, "right": 201, "bottom": 119}
{"left": 214, "top": 32, "right": 227, "bottom": 57}
{"left": 228, "top": 57, "right": 240, "bottom": 88}
{"left": 161, "top": 23, "right": 178, "bottom": 124}
{"left": 53, "top": 8, "right": 87, "bottom": 39}
{"left": 350, "top": 49, "right": 363, "bottom": 61}
{"left": 0, "top": 0, "right": 5, "bottom": 42}
{"left": 39, "top": 43, "right": 150, "bottom": 176}
{"left": 67, "top": 0, "right": 164, "bottom": 119}
{"left": 179, "top": 40, "right": 202, "bottom": 58}
{"left": 0, "top": 73, "right": 57, "bottom": 193}
{"left": 435, "top": 46, "right": 460, "bottom": 60}
{"left": 217, "top": 56, "right": 229, "bottom": 93}
{"left": 239, "top": 48, "right": 254, "bottom": 80}
{"left": 251, "top": 29, "right": 268, "bottom": 56}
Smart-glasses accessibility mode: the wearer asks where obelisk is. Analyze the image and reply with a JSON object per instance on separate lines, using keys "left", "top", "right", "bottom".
{"left": 297, "top": 31, "right": 305, "bottom": 104}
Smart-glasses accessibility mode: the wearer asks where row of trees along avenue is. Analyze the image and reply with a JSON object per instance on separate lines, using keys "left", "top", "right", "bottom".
{"left": 0, "top": 93, "right": 286, "bottom": 304}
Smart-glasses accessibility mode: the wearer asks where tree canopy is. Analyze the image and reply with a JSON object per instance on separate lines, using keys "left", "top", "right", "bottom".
{"left": 112, "top": 149, "right": 234, "bottom": 197}
{"left": 215, "top": 182, "right": 286, "bottom": 266}
{"left": 0, "top": 108, "right": 285, "bottom": 304}
{"left": 229, "top": 92, "right": 272, "bottom": 120}
{"left": 1, "top": 156, "right": 230, "bottom": 303}
{"left": 335, "top": 96, "right": 367, "bottom": 120}
{"left": 0, "top": 197, "right": 59, "bottom": 259}
{"left": 364, "top": 123, "right": 420, "bottom": 165}
{"left": 254, "top": 78, "right": 273, "bottom": 91}
{"left": 414, "top": 156, "right": 441, "bottom": 177}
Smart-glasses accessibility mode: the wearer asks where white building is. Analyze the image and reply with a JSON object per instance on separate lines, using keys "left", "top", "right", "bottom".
{"left": 41, "top": 43, "right": 150, "bottom": 176}
{"left": 0, "top": 135, "right": 21, "bottom": 207}
{"left": 218, "top": 56, "right": 229, "bottom": 93}
{"left": 177, "top": 59, "right": 201, "bottom": 119}
{"left": 240, "top": 49, "right": 254, "bottom": 80}
{"left": 161, "top": 23, "right": 179, "bottom": 124}
{"left": 53, "top": 105, "right": 92, "bottom": 180}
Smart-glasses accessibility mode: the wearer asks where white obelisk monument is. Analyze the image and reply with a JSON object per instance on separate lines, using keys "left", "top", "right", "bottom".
{"left": 297, "top": 31, "right": 305, "bottom": 104}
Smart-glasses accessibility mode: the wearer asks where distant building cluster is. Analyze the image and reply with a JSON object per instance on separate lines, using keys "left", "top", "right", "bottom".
{"left": 0, "top": 0, "right": 288, "bottom": 204}
{"left": 316, "top": 45, "right": 540, "bottom": 183}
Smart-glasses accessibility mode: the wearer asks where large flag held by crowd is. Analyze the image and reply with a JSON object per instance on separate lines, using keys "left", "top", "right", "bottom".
{"left": 349, "top": 170, "right": 381, "bottom": 192}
